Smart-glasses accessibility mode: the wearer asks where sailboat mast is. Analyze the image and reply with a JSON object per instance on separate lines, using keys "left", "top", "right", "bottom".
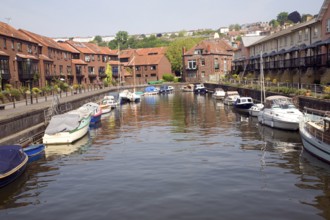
{"left": 260, "top": 51, "right": 265, "bottom": 104}
{"left": 118, "top": 45, "right": 121, "bottom": 88}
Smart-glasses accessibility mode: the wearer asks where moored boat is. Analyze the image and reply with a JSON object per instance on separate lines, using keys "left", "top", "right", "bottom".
{"left": 81, "top": 102, "right": 102, "bottom": 124}
{"left": 23, "top": 143, "right": 45, "bottom": 158}
{"left": 0, "top": 145, "right": 28, "bottom": 188}
{"left": 249, "top": 103, "right": 264, "bottom": 117}
{"left": 223, "top": 91, "right": 240, "bottom": 106}
{"left": 119, "top": 90, "right": 141, "bottom": 103}
{"left": 43, "top": 108, "right": 91, "bottom": 144}
{"left": 212, "top": 88, "right": 226, "bottom": 100}
{"left": 233, "top": 97, "right": 254, "bottom": 113}
{"left": 181, "top": 84, "right": 194, "bottom": 92}
{"left": 144, "top": 86, "right": 159, "bottom": 95}
{"left": 299, "top": 108, "right": 330, "bottom": 163}
{"left": 258, "top": 95, "right": 303, "bottom": 130}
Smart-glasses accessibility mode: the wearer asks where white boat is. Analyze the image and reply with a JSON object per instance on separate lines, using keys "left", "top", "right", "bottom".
{"left": 299, "top": 108, "right": 330, "bottom": 163}
{"left": 257, "top": 95, "right": 303, "bottom": 130}
{"left": 249, "top": 103, "right": 264, "bottom": 117}
{"left": 233, "top": 97, "right": 254, "bottom": 113}
{"left": 119, "top": 90, "right": 141, "bottom": 104}
{"left": 181, "top": 84, "right": 194, "bottom": 92}
{"left": 144, "top": 86, "right": 159, "bottom": 95}
{"left": 81, "top": 102, "right": 102, "bottom": 124}
{"left": 212, "top": 88, "right": 225, "bottom": 100}
{"left": 103, "top": 95, "right": 119, "bottom": 109}
{"left": 43, "top": 108, "right": 91, "bottom": 144}
{"left": 223, "top": 91, "right": 240, "bottom": 106}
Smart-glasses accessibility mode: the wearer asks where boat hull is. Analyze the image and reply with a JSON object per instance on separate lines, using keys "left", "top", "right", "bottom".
{"left": 43, "top": 116, "right": 91, "bottom": 144}
{"left": 23, "top": 144, "right": 45, "bottom": 158}
{"left": 258, "top": 112, "right": 300, "bottom": 131}
{"left": 300, "top": 124, "right": 330, "bottom": 163}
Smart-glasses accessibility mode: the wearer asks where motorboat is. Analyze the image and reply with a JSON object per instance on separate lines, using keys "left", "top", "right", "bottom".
{"left": 194, "top": 83, "right": 207, "bottom": 94}
{"left": 119, "top": 90, "right": 141, "bottom": 103}
{"left": 249, "top": 103, "right": 264, "bottom": 117}
{"left": 159, "top": 85, "right": 174, "bottom": 93}
{"left": 212, "top": 88, "right": 226, "bottom": 100}
{"left": 144, "top": 86, "right": 159, "bottom": 95}
{"left": 257, "top": 95, "right": 303, "bottom": 130}
{"left": 103, "top": 95, "right": 119, "bottom": 109}
{"left": 0, "top": 145, "right": 28, "bottom": 188}
{"left": 299, "top": 108, "right": 330, "bottom": 163}
{"left": 23, "top": 143, "right": 45, "bottom": 158}
{"left": 43, "top": 108, "right": 91, "bottom": 144}
{"left": 81, "top": 102, "right": 102, "bottom": 124}
{"left": 181, "top": 84, "right": 194, "bottom": 92}
{"left": 223, "top": 91, "right": 240, "bottom": 106}
{"left": 233, "top": 97, "right": 254, "bottom": 113}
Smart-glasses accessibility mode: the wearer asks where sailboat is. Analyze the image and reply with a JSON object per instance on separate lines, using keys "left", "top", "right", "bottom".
{"left": 249, "top": 52, "right": 265, "bottom": 116}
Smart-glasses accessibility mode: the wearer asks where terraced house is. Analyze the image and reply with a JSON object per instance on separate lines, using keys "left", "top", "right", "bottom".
{"left": 0, "top": 22, "right": 40, "bottom": 89}
{"left": 232, "top": 0, "right": 330, "bottom": 85}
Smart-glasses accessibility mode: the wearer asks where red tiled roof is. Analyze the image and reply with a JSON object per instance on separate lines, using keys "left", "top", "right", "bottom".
{"left": 19, "top": 29, "right": 64, "bottom": 51}
{"left": 0, "top": 22, "right": 38, "bottom": 43}
{"left": 57, "top": 42, "right": 80, "bottom": 53}
{"left": 120, "top": 49, "right": 135, "bottom": 58}
{"left": 66, "top": 41, "right": 96, "bottom": 54}
{"left": 128, "top": 54, "right": 164, "bottom": 66}
{"left": 72, "top": 59, "right": 87, "bottom": 65}
{"left": 185, "top": 39, "right": 233, "bottom": 56}
{"left": 135, "top": 47, "right": 167, "bottom": 56}
{"left": 16, "top": 53, "right": 38, "bottom": 60}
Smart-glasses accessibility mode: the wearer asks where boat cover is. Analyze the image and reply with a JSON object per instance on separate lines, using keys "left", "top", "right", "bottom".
{"left": 145, "top": 86, "right": 157, "bottom": 92}
{"left": 44, "top": 113, "right": 81, "bottom": 135}
{"left": 0, "top": 145, "right": 25, "bottom": 174}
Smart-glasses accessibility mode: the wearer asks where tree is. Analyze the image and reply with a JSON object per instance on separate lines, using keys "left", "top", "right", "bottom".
{"left": 277, "top": 12, "right": 289, "bottom": 25}
{"left": 105, "top": 63, "right": 113, "bottom": 85}
{"left": 229, "top": 24, "right": 241, "bottom": 31}
{"left": 269, "top": 19, "right": 280, "bottom": 28}
{"left": 301, "top": 14, "right": 313, "bottom": 22}
{"left": 108, "top": 31, "right": 129, "bottom": 49}
{"left": 288, "top": 11, "right": 301, "bottom": 23}
{"left": 94, "top": 35, "right": 103, "bottom": 44}
{"left": 166, "top": 38, "right": 203, "bottom": 74}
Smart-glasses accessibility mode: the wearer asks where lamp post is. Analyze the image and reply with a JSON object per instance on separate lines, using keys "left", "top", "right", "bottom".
{"left": 29, "top": 80, "right": 33, "bottom": 104}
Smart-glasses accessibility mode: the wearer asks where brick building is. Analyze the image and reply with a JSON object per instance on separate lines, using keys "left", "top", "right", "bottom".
{"left": 182, "top": 39, "right": 234, "bottom": 83}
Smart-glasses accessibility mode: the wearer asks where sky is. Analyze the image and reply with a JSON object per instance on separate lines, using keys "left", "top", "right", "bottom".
{"left": 1, "top": 0, "right": 325, "bottom": 38}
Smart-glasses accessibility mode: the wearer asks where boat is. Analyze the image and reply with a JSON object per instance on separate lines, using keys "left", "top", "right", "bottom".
{"left": 257, "top": 95, "right": 303, "bottom": 130}
{"left": 194, "top": 83, "right": 207, "bottom": 94}
{"left": 159, "top": 85, "right": 174, "bottom": 93}
{"left": 43, "top": 108, "right": 91, "bottom": 144}
{"left": 299, "top": 108, "right": 330, "bottom": 163}
{"left": 81, "top": 102, "right": 102, "bottom": 124}
{"left": 181, "top": 84, "right": 194, "bottom": 92}
{"left": 249, "top": 103, "right": 264, "bottom": 117}
{"left": 223, "top": 91, "right": 240, "bottom": 105}
{"left": 23, "top": 143, "right": 45, "bottom": 161}
{"left": 0, "top": 145, "right": 28, "bottom": 188}
{"left": 144, "top": 86, "right": 159, "bottom": 95}
{"left": 119, "top": 90, "right": 141, "bottom": 103}
{"left": 233, "top": 97, "right": 254, "bottom": 113}
{"left": 212, "top": 88, "right": 226, "bottom": 100}
{"left": 103, "top": 95, "right": 119, "bottom": 109}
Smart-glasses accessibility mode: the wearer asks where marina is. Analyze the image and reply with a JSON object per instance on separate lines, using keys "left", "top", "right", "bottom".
{"left": 1, "top": 88, "right": 330, "bottom": 219}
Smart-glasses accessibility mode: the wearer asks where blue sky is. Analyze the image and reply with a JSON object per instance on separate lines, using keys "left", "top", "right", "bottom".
{"left": 1, "top": 0, "right": 324, "bottom": 38}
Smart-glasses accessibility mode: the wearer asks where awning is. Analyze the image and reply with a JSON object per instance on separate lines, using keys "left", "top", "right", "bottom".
{"left": 72, "top": 59, "right": 87, "bottom": 65}
{"left": 39, "top": 54, "right": 53, "bottom": 62}
{"left": 16, "top": 53, "right": 38, "bottom": 60}
{"left": 0, "top": 50, "right": 9, "bottom": 56}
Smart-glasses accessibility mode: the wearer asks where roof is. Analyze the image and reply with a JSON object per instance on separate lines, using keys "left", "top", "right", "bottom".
{"left": 185, "top": 39, "right": 233, "bottom": 56}
{"left": 0, "top": 22, "right": 38, "bottom": 44}
{"left": 66, "top": 41, "right": 96, "bottom": 54}
{"left": 120, "top": 49, "right": 135, "bottom": 58}
{"left": 39, "top": 54, "right": 53, "bottom": 62}
{"left": 135, "top": 47, "right": 167, "bottom": 56}
{"left": 317, "top": 0, "right": 330, "bottom": 21}
{"left": 0, "top": 50, "right": 9, "bottom": 56}
{"left": 128, "top": 54, "right": 164, "bottom": 66}
{"left": 19, "top": 29, "right": 64, "bottom": 51}
{"left": 16, "top": 53, "right": 38, "bottom": 60}
{"left": 57, "top": 42, "right": 80, "bottom": 53}
{"left": 241, "top": 36, "right": 265, "bottom": 47}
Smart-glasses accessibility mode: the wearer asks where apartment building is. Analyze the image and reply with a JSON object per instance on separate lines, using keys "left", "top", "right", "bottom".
{"left": 19, "top": 29, "right": 73, "bottom": 87}
{"left": 232, "top": 0, "right": 330, "bottom": 84}
{"left": 119, "top": 47, "right": 172, "bottom": 85}
{"left": 0, "top": 22, "right": 40, "bottom": 89}
{"left": 182, "top": 39, "right": 234, "bottom": 83}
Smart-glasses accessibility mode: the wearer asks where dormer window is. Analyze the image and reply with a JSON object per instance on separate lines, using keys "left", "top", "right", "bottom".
{"left": 194, "top": 49, "right": 203, "bottom": 55}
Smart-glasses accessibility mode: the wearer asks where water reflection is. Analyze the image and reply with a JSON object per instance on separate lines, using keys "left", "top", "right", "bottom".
{"left": 1, "top": 90, "right": 330, "bottom": 220}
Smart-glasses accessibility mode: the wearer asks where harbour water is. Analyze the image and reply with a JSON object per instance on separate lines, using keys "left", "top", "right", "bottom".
{"left": 1, "top": 90, "right": 330, "bottom": 220}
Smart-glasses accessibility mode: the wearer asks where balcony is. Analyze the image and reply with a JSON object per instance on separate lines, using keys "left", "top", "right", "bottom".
{"left": 99, "top": 72, "right": 107, "bottom": 78}
{"left": 88, "top": 73, "right": 97, "bottom": 79}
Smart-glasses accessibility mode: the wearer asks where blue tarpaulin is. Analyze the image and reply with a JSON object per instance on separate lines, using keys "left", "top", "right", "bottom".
{"left": 0, "top": 145, "right": 25, "bottom": 174}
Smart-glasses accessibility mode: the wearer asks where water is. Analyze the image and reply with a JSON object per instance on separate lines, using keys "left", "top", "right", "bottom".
{"left": 1, "top": 90, "right": 330, "bottom": 220}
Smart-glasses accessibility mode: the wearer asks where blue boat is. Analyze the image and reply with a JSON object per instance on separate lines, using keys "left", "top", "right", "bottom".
{"left": 233, "top": 97, "right": 254, "bottom": 113}
{"left": 23, "top": 144, "right": 45, "bottom": 162}
{"left": 0, "top": 145, "right": 28, "bottom": 188}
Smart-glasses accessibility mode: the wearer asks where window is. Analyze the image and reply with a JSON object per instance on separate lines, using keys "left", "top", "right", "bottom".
{"left": 304, "top": 29, "right": 309, "bottom": 40}
{"left": 214, "top": 58, "right": 219, "bottom": 70}
{"left": 85, "top": 55, "right": 91, "bottom": 62}
{"left": 201, "top": 59, "right": 205, "bottom": 66}
{"left": 17, "top": 42, "right": 22, "bottom": 52}
{"left": 98, "top": 55, "right": 100, "bottom": 61}
{"left": 135, "top": 66, "right": 140, "bottom": 71}
{"left": 194, "top": 49, "right": 203, "bottom": 54}
{"left": 151, "top": 73, "right": 156, "bottom": 77}
{"left": 102, "top": 56, "right": 107, "bottom": 62}
{"left": 67, "top": 66, "right": 72, "bottom": 74}
{"left": 298, "top": 30, "right": 302, "bottom": 41}
{"left": 59, "top": 65, "right": 63, "bottom": 74}
{"left": 11, "top": 40, "right": 14, "bottom": 50}
{"left": 91, "top": 55, "right": 95, "bottom": 61}
{"left": 0, "top": 58, "right": 9, "bottom": 75}
{"left": 290, "top": 35, "right": 294, "bottom": 45}
{"left": 188, "top": 60, "right": 196, "bottom": 69}
{"left": 3, "top": 38, "right": 6, "bottom": 49}
{"left": 136, "top": 74, "right": 141, "bottom": 78}
{"left": 144, "top": 66, "right": 148, "bottom": 71}
{"left": 88, "top": 66, "right": 94, "bottom": 74}
{"left": 314, "top": 27, "right": 318, "bottom": 37}
{"left": 27, "top": 44, "right": 32, "bottom": 54}
{"left": 201, "top": 71, "right": 205, "bottom": 78}
{"left": 327, "top": 19, "right": 330, "bottom": 33}
{"left": 151, "top": 65, "right": 157, "bottom": 70}
{"left": 53, "top": 65, "right": 56, "bottom": 74}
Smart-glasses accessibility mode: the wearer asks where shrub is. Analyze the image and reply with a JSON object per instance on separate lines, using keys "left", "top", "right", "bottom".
{"left": 162, "top": 73, "right": 175, "bottom": 82}
{"left": 0, "top": 92, "right": 4, "bottom": 103}
{"left": 9, "top": 88, "right": 21, "bottom": 101}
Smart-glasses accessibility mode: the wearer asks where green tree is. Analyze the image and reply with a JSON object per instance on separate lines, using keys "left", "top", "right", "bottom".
{"left": 108, "top": 31, "right": 129, "bottom": 49}
{"left": 105, "top": 63, "right": 113, "bottom": 84}
{"left": 269, "top": 19, "right": 280, "bottom": 28}
{"left": 277, "top": 12, "right": 289, "bottom": 25}
{"left": 166, "top": 38, "right": 203, "bottom": 74}
{"left": 94, "top": 35, "right": 103, "bottom": 44}
{"left": 229, "top": 24, "right": 241, "bottom": 31}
